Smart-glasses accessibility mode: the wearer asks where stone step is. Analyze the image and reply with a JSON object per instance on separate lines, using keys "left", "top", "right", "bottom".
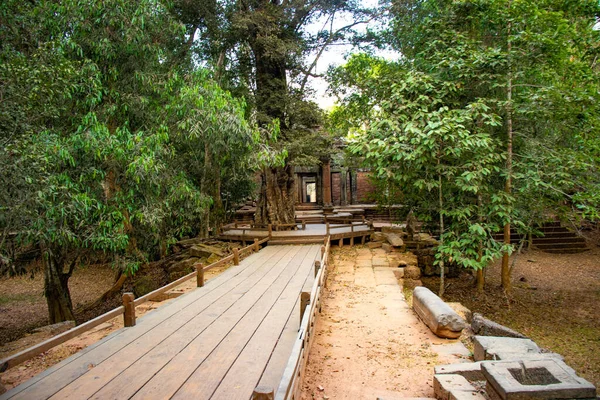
{"left": 539, "top": 248, "right": 591, "bottom": 254}
{"left": 532, "top": 237, "right": 586, "bottom": 244}
{"left": 535, "top": 242, "right": 590, "bottom": 249}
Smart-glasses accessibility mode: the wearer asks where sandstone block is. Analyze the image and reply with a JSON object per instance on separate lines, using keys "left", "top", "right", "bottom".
{"left": 448, "top": 303, "right": 473, "bottom": 324}
{"left": 473, "top": 336, "right": 540, "bottom": 362}
{"left": 404, "top": 265, "right": 421, "bottom": 279}
{"left": 434, "top": 362, "right": 486, "bottom": 382}
{"left": 385, "top": 232, "right": 405, "bottom": 247}
{"left": 190, "top": 244, "right": 224, "bottom": 258}
{"left": 434, "top": 374, "right": 485, "bottom": 400}
{"left": 412, "top": 287, "right": 466, "bottom": 339}
{"left": 404, "top": 279, "right": 422, "bottom": 289}
{"left": 372, "top": 232, "right": 386, "bottom": 242}
{"left": 471, "top": 313, "right": 527, "bottom": 339}
{"left": 367, "top": 241, "right": 383, "bottom": 249}
{"left": 482, "top": 358, "right": 597, "bottom": 400}
{"left": 388, "top": 257, "right": 408, "bottom": 268}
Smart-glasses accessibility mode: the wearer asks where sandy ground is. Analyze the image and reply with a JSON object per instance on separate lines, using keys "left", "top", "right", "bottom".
{"left": 0, "top": 263, "right": 231, "bottom": 391}
{"left": 0, "top": 263, "right": 116, "bottom": 346}
{"left": 301, "top": 246, "right": 471, "bottom": 400}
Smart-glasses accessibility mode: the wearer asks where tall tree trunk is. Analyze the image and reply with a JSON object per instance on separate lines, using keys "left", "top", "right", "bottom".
{"left": 251, "top": 28, "right": 296, "bottom": 226}
{"left": 476, "top": 194, "right": 485, "bottom": 292}
{"left": 501, "top": 0, "right": 513, "bottom": 292}
{"left": 437, "top": 165, "right": 445, "bottom": 298}
{"left": 43, "top": 250, "right": 75, "bottom": 324}
{"left": 255, "top": 166, "right": 296, "bottom": 225}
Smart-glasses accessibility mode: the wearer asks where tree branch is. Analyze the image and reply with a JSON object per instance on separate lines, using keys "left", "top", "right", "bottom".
{"left": 299, "top": 17, "right": 375, "bottom": 94}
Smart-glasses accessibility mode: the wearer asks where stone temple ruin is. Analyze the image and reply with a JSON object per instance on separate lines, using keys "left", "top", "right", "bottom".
{"left": 413, "top": 287, "right": 597, "bottom": 400}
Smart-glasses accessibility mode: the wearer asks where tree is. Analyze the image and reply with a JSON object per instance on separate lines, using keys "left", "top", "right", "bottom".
{"left": 330, "top": 55, "right": 508, "bottom": 295}
{"left": 167, "top": 0, "right": 382, "bottom": 225}
{"left": 387, "top": 0, "right": 600, "bottom": 291}
{"left": 0, "top": 0, "right": 256, "bottom": 322}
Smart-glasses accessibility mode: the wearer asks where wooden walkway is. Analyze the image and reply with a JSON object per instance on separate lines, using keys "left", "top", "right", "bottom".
{"left": 1, "top": 245, "right": 320, "bottom": 400}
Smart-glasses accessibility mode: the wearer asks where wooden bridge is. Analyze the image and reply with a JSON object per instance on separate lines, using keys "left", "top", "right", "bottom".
{"left": 1, "top": 244, "right": 326, "bottom": 400}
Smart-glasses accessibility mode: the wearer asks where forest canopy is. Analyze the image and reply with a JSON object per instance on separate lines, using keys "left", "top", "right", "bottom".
{"left": 1, "top": 0, "right": 599, "bottom": 322}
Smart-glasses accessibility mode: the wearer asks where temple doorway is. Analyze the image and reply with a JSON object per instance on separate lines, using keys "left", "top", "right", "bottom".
{"left": 298, "top": 174, "right": 318, "bottom": 204}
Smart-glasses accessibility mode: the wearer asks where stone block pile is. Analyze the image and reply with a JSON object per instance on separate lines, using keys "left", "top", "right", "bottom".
{"left": 433, "top": 336, "right": 597, "bottom": 400}
{"left": 407, "top": 287, "right": 597, "bottom": 400}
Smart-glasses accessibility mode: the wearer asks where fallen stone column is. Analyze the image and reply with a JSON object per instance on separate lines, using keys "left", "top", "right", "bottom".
{"left": 412, "top": 286, "right": 466, "bottom": 339}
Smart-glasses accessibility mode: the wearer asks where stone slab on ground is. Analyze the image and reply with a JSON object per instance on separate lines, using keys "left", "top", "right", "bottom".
{"left": 473, "top": 336, "right": 541, "bottom": 362}
{"left": 434, "top": 374, "right": 486, "bottom": 400}
{"left": 374, "top": 268, "right": 400, "bottom": 286}
{"left": 492, "top": 351, "right": 565, "bottom": 362}
{"left": 435, "top": 362, "right": 486, "bottom": 382}
{"left": 373, "top": 257, "right": 390, "bottom": 267}
{"left": 471, "top": 313, "right": 527, "bottom": 339}
{"left": 482, "top": 358, "right": 597, "bottom": 400}
{"left": 356, "top": 259, "right": 372, "bottom": 267}
{"left": 431, "top": 342, "right": 471, "bottom": 361}
{"left": 354, "top": 266, "right": 377, "bottom": 287}
{"left": 412, "top": 287, "right": 466, "bottom": 339}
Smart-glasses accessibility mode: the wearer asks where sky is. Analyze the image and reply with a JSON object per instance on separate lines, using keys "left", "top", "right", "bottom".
{"left": 302, "top": 0, "right": 398, "bottom": 110}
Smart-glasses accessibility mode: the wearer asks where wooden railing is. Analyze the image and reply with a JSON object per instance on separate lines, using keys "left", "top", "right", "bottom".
{"left": 0, "top": 237, "right": 270, "bottom": 373}
{"left": 324, "top": 215, "right": 367, "bottom": 224}
{"left": 223, "top": 221, "right": 308, "bottom": 237}
{"left": 265, "top": 236, "right": 331, "bottom": 400}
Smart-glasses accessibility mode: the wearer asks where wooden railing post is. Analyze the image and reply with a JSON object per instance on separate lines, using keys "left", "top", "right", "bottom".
{"left": 252, "top": 386, "right": 274, "bottom": 400}
{"left": 300, "top": 291, "right": 310, "bottom": 323}
{"left": 326, "top": 222, "right": 330, "bottom": 235}
{"left": 254, "top": 238, "right": 259, "bottom": 252}
{"left": 234, "top": 220, "right": 238, "bottom": 229}
{"left": 196, "top": 263, "right": 204, "bottom": 287}
{"left": 302, "top": 220, "right": 306, "bottom": 230}
{"left": 321, "top": 245, "right": 325, "bottom": 260}
{"left": 233, "top": 248, "right": 240, "bottom": 265}
{"left": 314, "top": 260, "right": 321, "bottom": 277}
{"left": 123, "top": 293, "right": 136, "bottom": 327}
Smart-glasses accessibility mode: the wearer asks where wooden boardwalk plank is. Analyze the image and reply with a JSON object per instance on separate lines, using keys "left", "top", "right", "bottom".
{"left": 85, "top": 246, "right": 299, "bottom": 400}
{"left": 256, "top": 300, "right": 302, "bottom": 391}
{"left": 125, "top": 245, "right": 306, "bottom": 400}
{"left": 5, "top": 246, "right": 283, "bottom": 400}
{"left": 209, "top": 245, "right": 319, "bottom": 399}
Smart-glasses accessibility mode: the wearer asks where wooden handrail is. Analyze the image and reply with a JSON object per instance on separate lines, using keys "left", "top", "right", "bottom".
{"left": 0, "top": 306, "right": 124, "bottom": 373}
{"left": 275, "top": 235, "right": 330, "bottom": 400}
{"left": 327, "top": 222, "right": 369, "bottom": 230}
{"left": 0, "top": 237, "right": 270, "bottom": 372}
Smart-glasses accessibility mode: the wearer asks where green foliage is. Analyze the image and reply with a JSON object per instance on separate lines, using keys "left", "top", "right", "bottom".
{"left": 331, "top": 0, "right": 600, "bottom": 275}
{"left": 0, "top": 0, "right": 256, "bottom": 280}
{"left": 334, "top": 56, "right": 509, "bottom": 270}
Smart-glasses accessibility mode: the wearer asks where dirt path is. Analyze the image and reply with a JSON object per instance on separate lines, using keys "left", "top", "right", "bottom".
{"left": 302, "top": 246, "right": 470, "bottom": 400}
